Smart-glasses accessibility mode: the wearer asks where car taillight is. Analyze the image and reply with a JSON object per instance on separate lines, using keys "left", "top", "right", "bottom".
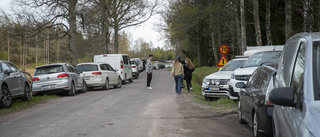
{"left": 132, "top": 66, "right": 136, "bottom": 68}
{"left": 265, "top": 99, "right": 273, "bottom": 105}
{"left": 32, "top": 77, "right": 40, "bottom": 81}
{"left": 92, "top": 72, "right": 102, "bottom": 75}
{"left": 121, "top": 61, "right": 123, "bottom": 69}
{"left": 57, "top": 73, "right": 69, "bottom": 78}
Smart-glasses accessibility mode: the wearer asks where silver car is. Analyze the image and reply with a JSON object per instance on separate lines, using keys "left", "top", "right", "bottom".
{"left": 0, "top": 60, "right": 31, "bottom": 108}
{"left": 32, "top": 63, "right": 86, "bottom": 96}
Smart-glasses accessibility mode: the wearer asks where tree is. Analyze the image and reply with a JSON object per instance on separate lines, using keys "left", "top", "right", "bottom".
{"left": 109, "top": 0, "right": 157, "bottom": 53}
{"left": 240, "top": 0, "right": 247, "bottom": 53}
{"left": 285, "top": 0, "right": 292, "bottom": 40}
{"left": 265, "top": 0, "right": 272, "bottom": 45}
{"left": 252, "top": 0, "right": 262, "bottom": 46}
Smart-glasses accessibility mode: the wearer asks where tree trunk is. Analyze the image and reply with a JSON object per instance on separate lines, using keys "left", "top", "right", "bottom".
{"left": 265, "top": 0, "right": 272, "bottom": 45}
{"left": 114, "top": 25, "right": 119, "bottom": 54}
{"left": 100, "top": 0, "right": 110, "bottom": 54}
{"left": 7, "top": 34, "right": 10, "bottom": 61}
{"left": 68, "top": 0, "right": 78, "bottom": 66}
{"left": 319, "top": 0, "right": 320, "bottom": 31}
{"left": 234, "top": 1, "right": 241, "bottom": 55}
{"left": 285, "top": 0, "right": 292, "bottom": 40}
{"left": 210, "top": 1, "right": 218, "bottom": 65}
{"left": 252, "top": 0, "right": 262, "bottom": 46}
{"left": 36, "top": 35, "right": 38, "bottom": 67}
{"left": 303, "top": 0, "right": 313, "bottom": 32}
{"left": 240, "top": 0, "right": 247, "bottom": 53}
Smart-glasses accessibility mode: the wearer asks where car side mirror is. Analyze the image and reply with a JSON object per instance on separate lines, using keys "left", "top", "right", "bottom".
{"left": 236, "top": 82, "right": 245, "bottom": 88}
{"left": 4, "top": 70, "right": 12, "bottom": 76}
{"left": 114, "top": 69, "right": 118, "bottom": 72}
{"left": 77, "top": 70, "right": 83, "bottom": 74}
{"left": 269, "top": 87, "right": 296, "bottom": 107}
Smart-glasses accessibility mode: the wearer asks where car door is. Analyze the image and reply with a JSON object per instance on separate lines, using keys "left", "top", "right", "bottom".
{"left": 277, "top": 42, "right": 305, "bottom": 137}
{"left": 2, "top": 62, "right": 20, "bottom": 96}
{"left": 7, "top": 62, "right": 25, "bottom": 96}
{"left": 122, "top": 55, "right": 132, "bottom": 79}
{"left": 106, "top": 64, "right": 117, "bottom": 84}
{"left": 66, "top": 64, "right": 82, "bottom": 89}
{"left": 99, "top": 64, "right": 109, "bottom": 83}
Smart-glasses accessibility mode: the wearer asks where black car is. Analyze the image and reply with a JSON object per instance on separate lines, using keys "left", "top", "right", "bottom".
{"left": 236, "top": 66, "right": 277, "bottom": 137}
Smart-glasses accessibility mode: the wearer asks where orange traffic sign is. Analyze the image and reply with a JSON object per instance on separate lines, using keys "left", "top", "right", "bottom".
{"left": 219, "top": 45, "right": 229, "bottom": 54}
{"left": 217, "top": 55, "right": 228, "bottom": 67}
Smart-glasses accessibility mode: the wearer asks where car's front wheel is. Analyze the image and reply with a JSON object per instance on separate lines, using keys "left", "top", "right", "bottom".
{"left": 22, "top": 83, "right": 32, "bottom": 101}
{"left": 0, "top": 86, "right": 12, "bottom": 108}
{"left": 114, "top": 77, "right": 122, "bottom": 88}
{"left": 79, "top": 80, "right": 87, "bottom": 93}
{"left": 103, "top": 78, "right": 109, "bottom": 90}
{"left": 238, "top": 101, "right": 246, "bottom": 124}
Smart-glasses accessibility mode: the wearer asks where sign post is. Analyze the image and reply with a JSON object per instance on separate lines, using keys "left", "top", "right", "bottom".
{"left": 217, "top": 45, "right": 229, "bottom": 69}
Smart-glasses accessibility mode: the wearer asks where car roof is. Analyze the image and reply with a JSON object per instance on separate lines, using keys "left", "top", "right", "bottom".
{"left": 36, "top": 63, "right": 67, "bottom": 68}
{"left": 76, "top": 62, "right": 105, "bottom": 65}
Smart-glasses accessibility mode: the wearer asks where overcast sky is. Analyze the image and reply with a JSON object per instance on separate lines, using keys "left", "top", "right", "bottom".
{"left": 0, "top": 0, "right": 166, "bottom": 49}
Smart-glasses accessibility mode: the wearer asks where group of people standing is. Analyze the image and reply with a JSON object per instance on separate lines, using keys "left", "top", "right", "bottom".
{"left": 144, "top": 55, "right": 194, "bottom": 94}
{"left": 170, "top": 56, "right": 195, "bottom": 94}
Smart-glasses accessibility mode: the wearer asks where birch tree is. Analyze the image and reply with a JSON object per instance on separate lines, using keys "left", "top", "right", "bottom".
{"left": 240, "top": 0, "right": 247, "bottom": 53}
{"left": 252, "top": 0, "right": 262, "bottom": 46}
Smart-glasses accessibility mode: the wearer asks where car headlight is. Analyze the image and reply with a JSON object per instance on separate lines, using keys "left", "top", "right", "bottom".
{"left": 203, "top": 78, "right": 210, "bottom": 86}
{"left": 231, "top": 73, "right": 235, "bottom": 79}
{"left": 211, "top": 79, "right": 219, "bottom": 85}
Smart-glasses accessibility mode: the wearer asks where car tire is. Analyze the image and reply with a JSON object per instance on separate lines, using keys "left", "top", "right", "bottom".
{"left": 79, "top": 80, "right": 87, "bottom": 93}
{"left": 129, "top": 75, "right": 133, "bottom": 82}
{"left": 114, "top": 77, "right": 122, "bottom": 88}
{"left": 68, "top": 82, "right": 76, "bottom": 96}
{"left": 0, "top": 86, "right": 12, "bottom": 108}
{"left": 103, "top": 78, "right": 109, "bottom": 90}
{"left": 238, "top": 101, "right": 246, "bottom": 124}
{"left": 253, "top": 112, "right": 268, "bottom": 137}
{"left": 135, "top": 73, "right": 139, "bottom": 79}
{"left": 22, "top": 84, "right": 32, "bottom": 101}
{"left": 122, "top": 75, "right": 126, "bottom": 85}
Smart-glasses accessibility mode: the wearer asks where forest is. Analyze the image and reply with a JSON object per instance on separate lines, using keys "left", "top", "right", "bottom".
{"left": 0, "top": 0, "right": 318, "bottom": 68}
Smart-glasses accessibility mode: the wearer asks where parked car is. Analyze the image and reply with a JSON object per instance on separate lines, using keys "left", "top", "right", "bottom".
{"left": 236, "top": 66, "right": 277, "bottom": 137}
{"left": 32, "top": 63, "right": 86, "bottom": 96}
{"left": 94, "top": 54, "right": 133, "bottom": 84}
{"left": 153, "top": 63, "right": 159, "bottom": 69}
{"left": 75, "top": 62, "right": 122, "bottom": 90}
{"left": 130, "top": 60, "right": 139, "bottom": 79}
{"left": 0, "top": 61, "right": 32, "bottom": 108}
{"left": 269, "top": 32, "right": 320, "bottom": 137}
{"left": 201, "top": 58, "right": 247, "bottom": 100}
{"left": 228, "top": 50, "right": 282, "bottom": 100}
{"left": 131, "top": 58, "right": 143, "bottom": 72}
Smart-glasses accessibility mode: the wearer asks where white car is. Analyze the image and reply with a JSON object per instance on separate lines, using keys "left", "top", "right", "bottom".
{"left": 228, "top": 50, "right": 282, "bottom": 100}
{"left": 75, "top": 62, "right": 122, "bottom": 90}
{"left": 130, "top": 60, "right": 139, "bottom": 79}
{"left": 201, "top": 58, "right": 247, "bottom": 100}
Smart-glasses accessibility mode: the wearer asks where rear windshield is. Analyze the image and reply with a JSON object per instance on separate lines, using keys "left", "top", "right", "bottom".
{"left": 313, "top": 41, "right": 320, "bottom": 100}
{"left": 75, "top": 65, "right": 98, "bottom": 72}
{"left": 34, "top": 65, "right": 64, "bottom": 76}
{"left": 241, "top": 51, "right": 282, "bottom": 68}
{"left": 220, "top": 59, "right": 246, "bottom": 71}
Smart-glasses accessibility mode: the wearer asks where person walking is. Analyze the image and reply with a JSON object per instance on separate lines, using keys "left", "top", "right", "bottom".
{"left": 146, "top": 55, "right": 153, "bottom": 90}
{"left": 184, "top": 58, "right": 195, "bottom": 92}
{"left": 170, "top": 58, "right": 184, "bottom": 94}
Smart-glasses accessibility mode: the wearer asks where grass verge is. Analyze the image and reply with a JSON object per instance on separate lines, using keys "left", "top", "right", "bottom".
{"left": 0, "top": 95, "right": 59, "bottom": 116}
{"left": 186, "top": 66, "right": 237, "bottom": 113}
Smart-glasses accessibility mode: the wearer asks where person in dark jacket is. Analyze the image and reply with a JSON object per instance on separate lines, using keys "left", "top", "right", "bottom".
{"left": 183, "top": 58, "right": 195, "bottom": 92}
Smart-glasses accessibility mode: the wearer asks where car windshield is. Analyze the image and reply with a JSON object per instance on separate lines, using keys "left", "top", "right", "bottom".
{"left": 241, "top": 51, "right": 282, "bottom": 68}
{"left": 75, "top": 65, "right": 98, "bottom": 72}
{"left": 34, "top": 65, "right": 64, "bottom": 76}
{"left": 313, "top": 41, "right": 320, "bottom": 100}
{"left": 220, "top": 59, "right": 246, "bottom": 71}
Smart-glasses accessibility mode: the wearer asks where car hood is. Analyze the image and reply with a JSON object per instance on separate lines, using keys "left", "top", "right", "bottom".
{"left": 233, "top": 67, "right": 258, "bottom": 75}
{"left": 305, "top": 101, "right": 320, "bottom": 136}
{"left": 204, "top": 71, "right": 233, "bottom": 80}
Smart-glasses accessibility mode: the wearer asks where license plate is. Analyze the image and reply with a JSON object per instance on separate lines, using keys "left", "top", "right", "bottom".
{"left": 208, "top": 86, "right": 219, "bottom": 91}
{"left": 42, "top": 85, "right": 55, "bottom": 90}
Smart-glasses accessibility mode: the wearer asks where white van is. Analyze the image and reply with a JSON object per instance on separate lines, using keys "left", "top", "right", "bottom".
{"left": 94, "top": 54, "right": 133, "bottom": 84}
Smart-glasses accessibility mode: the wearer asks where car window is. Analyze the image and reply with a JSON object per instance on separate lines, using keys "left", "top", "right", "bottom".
{"left": 313, "top": 41, "right": 320, "bottom": 100}
{"left": 2, "top": 63, "right": 11, "bottom": 72}
{"left": 34, "top": 65, "right": 64, "bottom": 76}
{"left": 106, "top": 64, "right": 115, "bottom": 71}
{"left": 75, "top": 65, "right": 98, "bottom": 71}
{"left": 7, "top": 62, "right": 19, "bottom": 72}
{"left": 220, "top": 60, "right": 246, "bottom": 71}
{"left": 246, "top": 69, "right": 262, "bottom": 89}
{"left": 100, "top": 64, "right": 109, "bottom": 71}
{"left": 241, "top": 51, "right": 282, "bottom": 68}
{"left": 0, "top": 63, "right": 2, "bottom": 73}
{"left": 291, "top": 43, "right": 305, "bottom": 110}
{"left": 123, "top": 55, "right": 128, "bottom": 65}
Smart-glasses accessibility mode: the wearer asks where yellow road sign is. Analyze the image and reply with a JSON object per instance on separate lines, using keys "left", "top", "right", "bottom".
{"left": 217, "top": 55, "right": 228, "bottom": 67}
{"left": 219, "top": 45, "right": 229, "bottom": 54}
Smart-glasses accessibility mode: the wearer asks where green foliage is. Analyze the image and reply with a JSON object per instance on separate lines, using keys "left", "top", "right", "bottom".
{"left": 0, "top": 52, "right": 8, "bottom": 60}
